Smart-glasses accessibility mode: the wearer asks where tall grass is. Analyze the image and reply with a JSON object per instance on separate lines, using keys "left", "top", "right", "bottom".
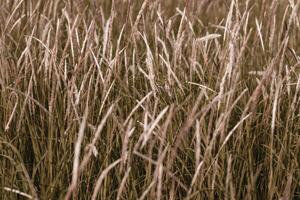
{"left": 0, "top": 0, "right": 299, "bottom": 199}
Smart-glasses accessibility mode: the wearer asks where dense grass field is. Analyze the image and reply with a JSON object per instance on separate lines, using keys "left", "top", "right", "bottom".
{"left": 0, "top": 0, "right": 300, "bottom": 199}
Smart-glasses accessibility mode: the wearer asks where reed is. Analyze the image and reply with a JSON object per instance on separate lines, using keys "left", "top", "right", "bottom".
{"left": 0, "top": 0, "right": 299, "bottom": 199}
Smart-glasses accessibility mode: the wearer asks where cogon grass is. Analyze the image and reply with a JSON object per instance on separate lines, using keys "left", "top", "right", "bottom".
{"left": 0, "top": 0, "right": 300, "bottom": 199}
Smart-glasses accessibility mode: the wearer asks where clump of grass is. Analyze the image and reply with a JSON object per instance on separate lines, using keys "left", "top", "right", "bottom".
{"left": 0, "top": 0, "right": 300, "bottom": 199}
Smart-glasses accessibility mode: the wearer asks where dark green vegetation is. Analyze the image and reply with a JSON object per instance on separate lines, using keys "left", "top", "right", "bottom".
{"left": 0, "top": 0, "right": 300, "bottom": 199}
